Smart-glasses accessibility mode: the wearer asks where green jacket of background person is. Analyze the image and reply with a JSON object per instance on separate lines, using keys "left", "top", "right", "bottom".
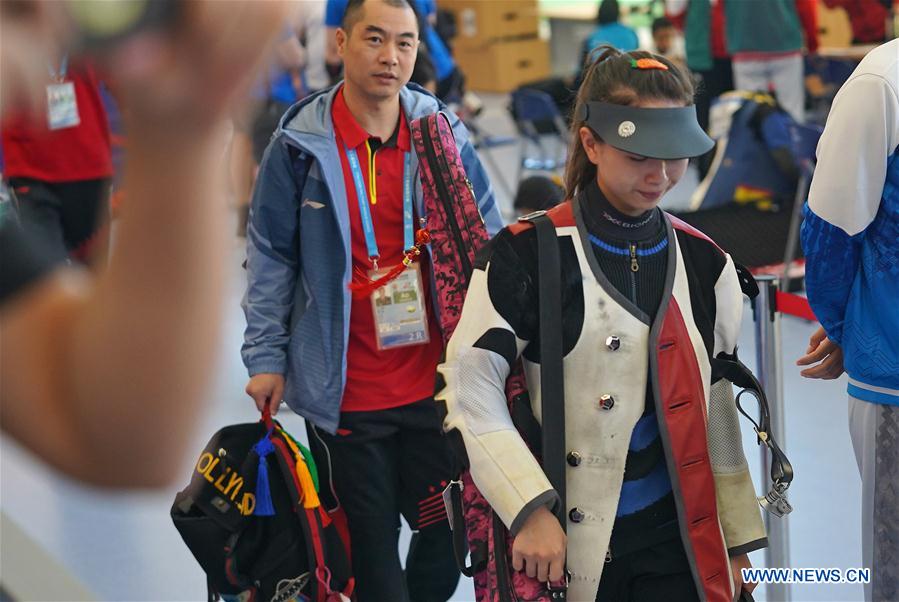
{"left": 725, "top": 0, "right": 818, "bottom": 56}
{"left": 680, "top": 0, "right": 715, "bottom": 71}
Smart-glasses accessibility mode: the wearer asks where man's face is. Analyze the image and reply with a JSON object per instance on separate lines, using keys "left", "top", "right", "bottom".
{"left": 336, "top": 0, "right": 419, "bottom": 102}
{"left": 654, "top": 27, "right": 676, "bottom": 55}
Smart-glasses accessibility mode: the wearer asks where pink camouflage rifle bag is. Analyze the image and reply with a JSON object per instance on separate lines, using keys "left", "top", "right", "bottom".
{"left": 410, "top": 111, "right": 566, "bottom": 602}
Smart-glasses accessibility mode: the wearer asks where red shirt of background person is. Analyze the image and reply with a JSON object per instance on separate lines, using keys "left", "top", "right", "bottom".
{"left": 822, "top": 0, "right": 890, "bottom": 44}
{"left": 332, "top": 85, "right": 443, "bottom": 413}
{"left": 1, "top": 60, "right": 112, "bottom": 183}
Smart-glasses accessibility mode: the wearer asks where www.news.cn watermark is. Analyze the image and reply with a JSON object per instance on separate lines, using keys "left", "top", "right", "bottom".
{"left": 742, "top": 567, "right": 871, "bottom": 585}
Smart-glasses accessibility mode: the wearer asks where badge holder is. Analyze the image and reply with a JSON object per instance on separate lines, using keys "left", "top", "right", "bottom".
{"left": 369, "top": 262, "right": 430, "bottom": 351}
{"left": 46, "top": 55, "right": 80, "bottom": 130}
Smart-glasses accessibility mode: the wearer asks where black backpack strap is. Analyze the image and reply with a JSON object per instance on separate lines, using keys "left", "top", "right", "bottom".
{"left": 444, "top": 479, "right": 487, "bottom": 577}
{"left": 444, "top": 210, "right": 566, "bottom": 581}
{"left": 529, "top": 211, "right": 570, "bottom": 597}
{"left": 529, "top": 212, "right": 566, "bottom": 528}
{"left": 207, "top": 576, "right": 218, "bottom": 602}
{"left": 222, "top": 531, "right": 256, "bottom": 594}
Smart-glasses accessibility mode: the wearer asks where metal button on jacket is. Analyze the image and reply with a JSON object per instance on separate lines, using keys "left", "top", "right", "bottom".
{"left": 605, "top": 335, "right": 621, "bottom": 351}
{"left": 569, "top": 507, "right": 585, "bottom": 523}
{"left": 599, "top": 394, "right": 615, "bottom": 410}
{"left": 567, "top": 451, "right": 582, "bottom": 467}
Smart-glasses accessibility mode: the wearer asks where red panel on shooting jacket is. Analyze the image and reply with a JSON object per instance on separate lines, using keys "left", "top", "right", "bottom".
{"left": 656, "top": 297, "right": 733, "bottom": 602}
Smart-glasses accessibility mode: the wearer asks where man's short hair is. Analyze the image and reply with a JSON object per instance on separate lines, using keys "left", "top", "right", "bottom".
{"left": 342, "top": 0, "right": 421, "bottom": 35}
{"left": 652, "top": 17, "right": 674, "bottom": 35}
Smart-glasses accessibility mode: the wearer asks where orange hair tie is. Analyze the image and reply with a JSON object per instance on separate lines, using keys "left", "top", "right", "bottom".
{"left": 631, "top": 58, "right": 669, "bottom": 71}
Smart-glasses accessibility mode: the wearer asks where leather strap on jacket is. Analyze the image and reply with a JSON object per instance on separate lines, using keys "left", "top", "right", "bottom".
{"left": 711, "top": 355, "right": 794, "bottom": 518}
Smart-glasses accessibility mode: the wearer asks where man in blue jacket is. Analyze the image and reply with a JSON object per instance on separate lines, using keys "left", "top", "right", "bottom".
{"left": 242, "top": 0, "right": 501, "bottom": 599}
{"left": 798, "top": 39, "right": 898, "bottom": 602}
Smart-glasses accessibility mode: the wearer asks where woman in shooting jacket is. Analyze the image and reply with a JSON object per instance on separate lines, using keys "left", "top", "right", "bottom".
{"left": 437, "top": 48, "right": 769, "bottom": 602}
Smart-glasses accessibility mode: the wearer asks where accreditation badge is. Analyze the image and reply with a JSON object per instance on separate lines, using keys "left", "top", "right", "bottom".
{"left": 46, "top": 82, "right": 80, "bottom": 130}
{"left": 370, "top": 262, "right": 430, "bottom": 350}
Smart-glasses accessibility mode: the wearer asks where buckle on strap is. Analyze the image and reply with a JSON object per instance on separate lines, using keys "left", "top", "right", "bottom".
{"left": 442, "top": 480, "right": 463, "bottom": 531}
{"left": 759, "top": 482, "right": 794, "bottom": 518}
{"left": 443, "top": 478, "right": 487, "bottom": 578}
{"left": 546, "top": 569, "right": 570, "bottom": 599}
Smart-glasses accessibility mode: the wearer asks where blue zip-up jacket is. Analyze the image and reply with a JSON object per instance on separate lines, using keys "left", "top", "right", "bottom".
{"left": 801, "top": 40, "right": 899, "bottom": 406}
{"left": 242, "top": 83, "right": 503, "bottom": 432}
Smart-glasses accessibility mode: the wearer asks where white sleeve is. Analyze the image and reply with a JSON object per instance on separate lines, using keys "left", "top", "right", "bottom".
{"left": 709, "top": 256, "right": 767, "bottom": 553}
{"left": 807, "top": 73, "right": 899, "bottom": 235}
{"left": 713, "top": 254, "right": 743, "bottom": 357}
{"left": 437, "top": 266, "right": 558, "bottom": 534}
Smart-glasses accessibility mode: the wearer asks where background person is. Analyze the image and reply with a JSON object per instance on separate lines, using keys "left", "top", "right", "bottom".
{"left": 724, "top": 0, "right": 818, "bottom": 123}
{"left": 797, "top": 38, "right": 899, "bottom": 602}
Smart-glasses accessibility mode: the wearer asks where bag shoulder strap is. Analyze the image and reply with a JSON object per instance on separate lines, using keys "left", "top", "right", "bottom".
{"left": 526, "top": 211, "right": 566, "bottom": 529}
{"left": 445, "top": 210, "right": 566, "bottom": 579}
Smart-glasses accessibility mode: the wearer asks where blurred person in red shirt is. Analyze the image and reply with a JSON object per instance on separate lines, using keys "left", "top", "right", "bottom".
{"left": 2, "top": 57, "right": 113, "bottom": 265}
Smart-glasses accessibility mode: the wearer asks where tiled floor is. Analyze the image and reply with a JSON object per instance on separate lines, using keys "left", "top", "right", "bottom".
{"left": 0, "top": 94, "right": 865, "bottom": 601}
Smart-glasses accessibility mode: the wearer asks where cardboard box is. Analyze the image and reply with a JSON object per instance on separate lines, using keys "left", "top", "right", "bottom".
{"left": 454, "top": 36, "right": 550, "bottom": 93}
{"left": 817, "top": 3, "right": 852, "bottom": 49}
{"left": 440, "top": 0, "right": 539, "bottom": 47}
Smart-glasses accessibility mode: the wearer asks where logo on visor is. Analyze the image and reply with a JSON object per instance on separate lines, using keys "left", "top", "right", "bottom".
{"left": 618, "top": 121, "right": 636, "bottom": 138}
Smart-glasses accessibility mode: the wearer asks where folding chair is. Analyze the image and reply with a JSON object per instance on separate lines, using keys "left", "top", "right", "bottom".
{"left": 459, "top": 113, "right": 518, "bottom": 202}
{"left": 781, "top": 122, "right": 823, "bottom": 290}
{"left": 509, "top": 88, "right": 570, "bottom": 183}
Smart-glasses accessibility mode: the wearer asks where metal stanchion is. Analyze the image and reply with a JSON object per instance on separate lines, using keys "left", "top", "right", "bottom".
{"left": 752, "top": 274, "right": 791, "bottom": 601}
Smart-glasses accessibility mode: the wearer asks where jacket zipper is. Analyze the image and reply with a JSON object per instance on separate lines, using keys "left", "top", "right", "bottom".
{"left": 629, "top": 243, "right": 638, "bottom": 303}
{"left": 420, "top": 121, "right": 473, "bottom": 280}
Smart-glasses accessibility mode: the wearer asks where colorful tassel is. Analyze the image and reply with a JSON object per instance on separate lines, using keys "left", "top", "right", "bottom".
{"left": 252, "top": 433, "right": 276, "bottom": 516}
{"left": 280, "top": 429, "right": 320, "bottom": 491}
{"left": 278, "top": 427, "right": 321, "bottom": 509}
{"left": 348, "top": 261, "right": 408, "bottom": 300}
{"left": 347, "top": 228, "right": 431, "bottom": 300}
{"left": 296, "top": 459, "right": 320, "bottom": 509}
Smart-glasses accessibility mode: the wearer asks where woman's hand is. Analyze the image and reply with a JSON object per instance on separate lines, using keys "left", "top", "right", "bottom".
{"left": 511, "top": 506, "right": 567, "bottom": 583}
{"left": 730, "top": 553, "right": 757, "bottom": 596}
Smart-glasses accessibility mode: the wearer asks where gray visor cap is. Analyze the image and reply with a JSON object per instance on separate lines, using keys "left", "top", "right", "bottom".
{"left": 576, "top": 101, "right": 714, "bottom": 160}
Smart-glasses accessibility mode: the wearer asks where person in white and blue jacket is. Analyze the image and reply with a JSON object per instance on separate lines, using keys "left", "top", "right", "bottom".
{"left": 798, "top": 39, "right": 899, "bottom": 602}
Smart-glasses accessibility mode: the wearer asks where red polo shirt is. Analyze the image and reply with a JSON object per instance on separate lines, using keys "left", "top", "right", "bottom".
{"left": 332, "top": 87, "right": 443, "bottom": 413}
{"left": 1, "top": 62, "right": 112, "bottom": 182}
